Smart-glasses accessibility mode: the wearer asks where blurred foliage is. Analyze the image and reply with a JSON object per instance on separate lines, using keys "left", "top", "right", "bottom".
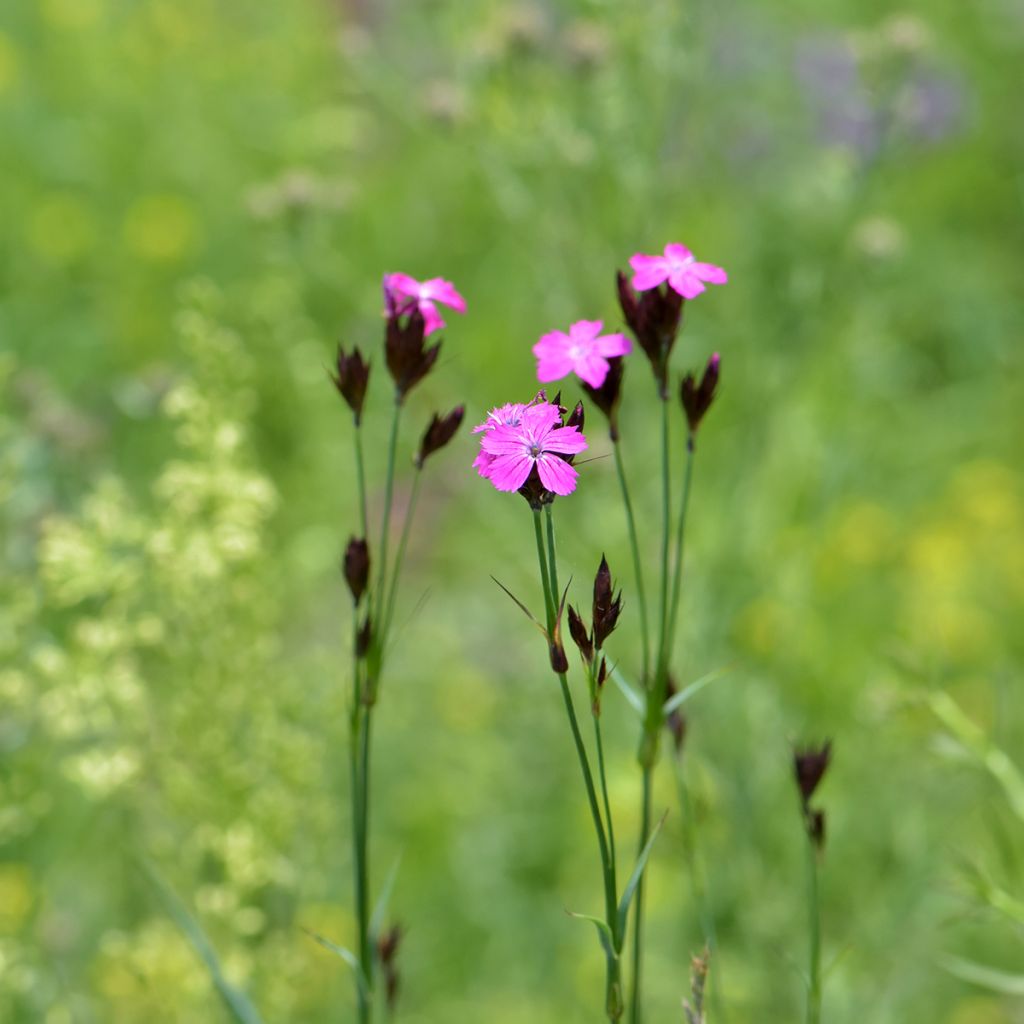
{"left": 1, "top": 0, "right": 1022, "bottom": 1021}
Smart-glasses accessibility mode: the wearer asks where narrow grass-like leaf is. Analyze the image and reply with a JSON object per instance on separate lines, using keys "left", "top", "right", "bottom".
{"left": 141, "top": 859, "right": 264, "bottom": 1024}
{"left": 566, "top": 908, "right": 616, "bottom": 960}
{"left": 663, "top": 664, "right": 734, "bottom": 716}
{"left": 302, "top": 928, "right": 369, "bottom": 999}
{"left": 609, "top": 664, "right": 644, "bottom": 716}
{"left": 490, "top": 575, "right": 546, "bottom": 635}
{"left": 370, "top": 854, "right": 403, "bottom": 941}
{"left": 940, "top": 955, "right": 1024, "bottom": 995}
{"left": 928, "top": 692, "right": 1024, "bottom": 823}
{"left": 616, "top": 811, "right": 668, "bottom": 938}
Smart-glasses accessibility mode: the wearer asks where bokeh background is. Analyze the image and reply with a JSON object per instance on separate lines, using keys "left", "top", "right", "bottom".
{"left": 2, "top": 0, "right": 1023, "bottom": 1021}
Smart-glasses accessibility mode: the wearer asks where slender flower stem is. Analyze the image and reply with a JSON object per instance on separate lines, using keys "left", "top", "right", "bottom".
{"left": 629, "top": 765, "right": 652, "bottom": 1024}
{"left": 350, "top": 617, "right": 371, "bottom": 1023}
{"left": 805, "top": 830, "right": 822, "bottom": 1024}
{"left": 353, "top": 419, "right": 369, "bottom": 541}
{"left": 656, "top": 396, "right": 672, "bottom": 692}
{"left": 382, "top": 469, "right": 422, "bottom": 642}
{"left": 612, "top": 438, "right": 650, "bottom": 685}
{"left": 593, "top": 703, "right": 617, "bottom": 883}
{"left": 374, "top": 400, "right": 403, "bottom": 631}
{"left": 662, "top": 437, "right": 696, "bottom": 683}
{"left": 544, "top": 504, "right": 560, "bottom": 604}
{"left": 533, "top": 509, "right": 621, "bottom": 1020}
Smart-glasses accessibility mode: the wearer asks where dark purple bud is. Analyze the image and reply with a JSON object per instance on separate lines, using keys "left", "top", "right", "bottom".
{"left": 355, "top": 615, "right": 372, "bottom": 658}
{"left": 567, "top": 605, "right": 593, "bottom": 665}
{"left": 416, "top": 405, "right": 464, "bottom": 468}
{"left": 680, "top": 353, "right": 720, "bottom": 435}
{"left": 566, "top": 401, "right": 585, "bottom": 432}
{"left": 592, "top": 555, "right": 623, "bottom": 649}
{"left": 617, "top": 270, "right": 684, "bottom": 400}
{"left": 384, "top": 293, "right": 440, "bottom": 401}
{"left": 793, "top": 741, "right": 832, "bottom": 805}
{"left": 581, "top": 355, "right": 625, "bottom": 440}
{"left": 549, "top": 635, "right": 569, "bottom": 674}
{"left": 331, "top": 346, "right": 371, "bottom": 423}
{"left": 343, "top": 537, "right": 370, "bottom": 604}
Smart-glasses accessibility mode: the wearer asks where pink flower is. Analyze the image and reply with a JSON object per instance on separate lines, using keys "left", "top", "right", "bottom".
{"left": 383, "top": 273, "right": 467, "bottom": 335}
{"left": 477, "top": 402, "right": 587, "bottom": 496}
{"left": 629, "top": 243, "right": 728, "bottom": 300}
{"left": 472, "top": 399, "right": 560, "bottom": 478}
{"left": 532, "top": 320, "right": 632, "bottom": 389}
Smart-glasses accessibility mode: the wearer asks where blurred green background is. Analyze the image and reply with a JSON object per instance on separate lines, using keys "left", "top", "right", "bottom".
{"left": 2, "top": 0, "right": 1023, "bottom": 1021}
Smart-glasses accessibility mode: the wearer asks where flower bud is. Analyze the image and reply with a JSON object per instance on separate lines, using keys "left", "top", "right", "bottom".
{"left": 592, "top": 555, "right": 623, "bottom": 649}
{"left": 355, "top": 615, "right": 372, "bottom": 658}
{"left": 331, "top": 345, "right": 371, "bottom": 423}
{"left": 567, "top": 605, "right": 594, "bottom": 665}
{"left": 793, "top": 742, "right": 831, "bottom": 805}
{"left": 617, "top": 270, "right": 684, "bottom": 400}
{"left": 376, "top": 925, "right": 402, "bottom": 1013}
{"left": 343, "top": 537, "right": 370, "bottom": 604}
{"left": 680, "top": 353, "right": 720, "bottom": 435}
{"left": 416, "top": 406, "right": 465, "bottom": 468}
{"left": 385, "top": 292, "right": 440, "bottom": 401}
{"left": 664, "top": 676, "right": 688, "bottom": 756}
{"left": 581, "top": 355, "right": 625, "bottom": 440}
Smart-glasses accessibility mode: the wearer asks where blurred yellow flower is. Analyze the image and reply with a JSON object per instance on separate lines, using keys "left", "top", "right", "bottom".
{"left": 0, "top": 863, "right": 34, "bottom": 934}
{"left": 27, "top": 195, "right": 97, "bottom": 266}
{"left": 122, "top": 194, "right": 199, "bottom": 263}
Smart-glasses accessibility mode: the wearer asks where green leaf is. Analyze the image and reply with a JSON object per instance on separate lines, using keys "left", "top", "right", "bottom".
{"left": 141, "top": 859, "right": 265, "bottom": 1024}
{"left": 302, "top": 928, "right": 369, "bottom": 998}
{"left": 940, "top": 955, "right": 1024, "bottom": 995}
{"left": 370, "top": 854, "right": 402, "bottom": 941}
{"left": 927, "top": 692, "right": 1024, "bottom": 823}
{"left": 565, "top": 908, "right": 616, "bottom": 961}
{"left": 609, "top": 665, "right": 644, "bottom": 716}
{"left": 616, "top": 811, "right": 668, "bottom": 938}
{"left": 663, "top": 664, "right": 734, "bottom": 716}
{"left": 490, "top": 576, "right": 546, "bottom": 635}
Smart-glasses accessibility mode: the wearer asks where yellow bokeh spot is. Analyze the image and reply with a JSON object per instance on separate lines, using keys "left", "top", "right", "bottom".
{"left": 952, "top": 459, "right": 1021, "bottom": 533}
{"left": 907, "top": 523, "right": 969, "bottom": 590}
{"left": 736, "top": 597, "right": 791, "bottom": 658}
{"left": 42, "top": 0, "right": 104, "bottom": 29}
{"left": 27, "top": 194, "right": 96, "bottom": 266}
{"left": 0, "top": 33, "right": 19, "bottom": 96}
{"left": 122, "top": 194, "right": 199, "bottom": 263}
{"left": 946, "top": 995, "right": 1013, "bottom": 1024}
{"left": 833, "top": 500, "right": 894, "bottom": 566}
{"left": 0, "top": 863, "right": 34, "bottom": 933}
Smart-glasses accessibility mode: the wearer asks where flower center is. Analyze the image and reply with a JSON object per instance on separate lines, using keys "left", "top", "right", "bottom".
{"left": 529, "top": 444, "right": 542, "bottom": 459}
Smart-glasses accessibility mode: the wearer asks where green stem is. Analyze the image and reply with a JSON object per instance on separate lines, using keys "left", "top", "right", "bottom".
{"left": 593, "top": 707, "right": 617, "bottom": 886}
{"left": 374, "top": 400, "right": 403, "bottom": 630}
{"left": 533, "top": 510, "right": 620, "bottom": 1019}
{"left": 382, "top": 469, "right": 422, "bottom": 642}
{"left": 612, "top": 439, "right": 650, "bottom": 686}
{"left": 629, "top": 766, "right": 652, "bottom": 1024}
{"left": 806, "top": 830, "right": 822, "bottom": 1024}
{"left": 655, "top": 396, "right": 672, "bottom": 693}
{"left": 353, "top": 419, "right": 369, "bottom": 541}
{"left": 544, "top": 504, "right": 560, "bottom": 608}
{"left": 350, "top": 616, "right": 371, "bottom": 1022}
{"left": 662, "top": 437, "right": 696, "bottom": 683}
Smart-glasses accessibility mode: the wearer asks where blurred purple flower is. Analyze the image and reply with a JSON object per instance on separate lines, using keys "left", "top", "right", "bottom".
{"left": 383, "top": 273, "right": 466, "bottom": 335}
{"left": 533, "top": 319, "right": 631, "bottom": 389}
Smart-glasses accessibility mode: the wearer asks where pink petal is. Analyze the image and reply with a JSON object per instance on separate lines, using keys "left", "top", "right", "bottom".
{"left": 668, "top": 269, "right": 705, "bottom": 300}
{"left": 422, "top": 277, "right": 467, "bottom": 312}
{"left": 569, "top": 319, "right": 603, "bottom": 344}
{"left": 473, "top": 449, "right": 495, "bottom": 477}
{"left": 629, "top": 254, "right": 670, "bottom": 291}
{"left": 663, "top": 242, "right": 693, "bottom": 264}
{"left": 522, "top": 402, "right": 564, "bottom": 430}
{"left": 488, "top": 453, "right": 535, "bottom": 492}
{"left": 573, "top": 351, "right": 610, "bottom": 389}
{"left": 536, "top": 353, "right": 575, "bottom": 383}
{"left": 533, "top": 330, "right": 571, "bottom": 356}
{"left": 595, "top": 332, "right": 632, "bottom": 357}
{"left": 692, "top": 261, "right": 728, "bottom": 285}
{"left": 384, "top": 272, "right": 421, "bottom": 300}
{"left": 480, "top": 428, "right": 528, "bottom": 456}
{"left": 536, "top": 455, "right": 578, "bottom": 496}
{"left": 420, "top": 299, "right": 445, "bottom": 334}
{"left": 542, "top": 425, "right": 588, "bottom": 455}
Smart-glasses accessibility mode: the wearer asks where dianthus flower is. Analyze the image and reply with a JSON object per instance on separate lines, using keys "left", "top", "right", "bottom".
{"left": 383, "top": 273, "right": 466, "bottom": 335}
{"left": 477, "top": 402, "right": 587, "bottom": 496}
{"left": 630, "top": 243, "right": 728, "bottom": 300}
{"left": 532, "top": 320, "right": 632, "bottom": 389}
